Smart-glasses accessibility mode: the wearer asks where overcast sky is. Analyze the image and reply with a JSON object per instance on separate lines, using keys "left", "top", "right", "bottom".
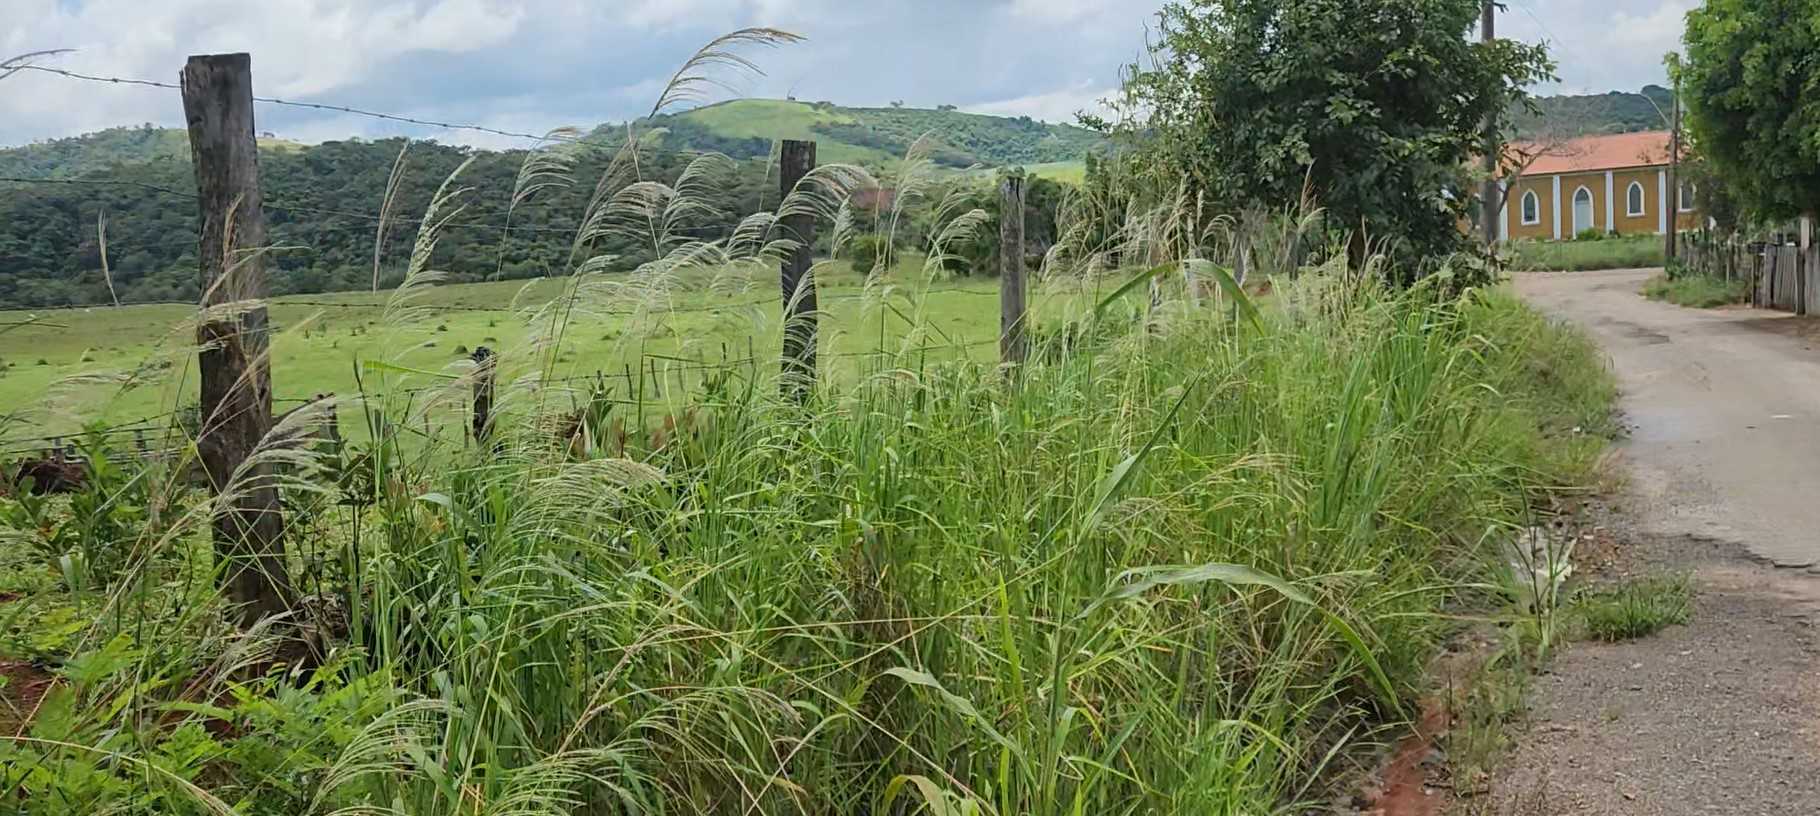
{"left": 0, "top": 0, "right": 1697, "bottom": 150}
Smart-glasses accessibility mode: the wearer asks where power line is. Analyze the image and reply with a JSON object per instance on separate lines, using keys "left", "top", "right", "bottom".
{"left": 16, "top": 65, "right": 596, "bottom": 146}
{"left": 15, "top": 64, "right": 774, "bottom": 160}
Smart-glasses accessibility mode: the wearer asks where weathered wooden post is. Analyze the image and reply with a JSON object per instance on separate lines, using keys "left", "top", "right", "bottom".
{"left": 999, "top": 174, "right": 1028, "bottom": 366}
{"left": 1790, "top": 216, "right": 1805, "bottom": 315}
{"left": 181, "top": 52, "right": 292, "bottom": 624}
{"left": 470, "top": 346, "right": 496, "bottom": 447}
{"left": 778, "top": 139, "right": 818, "bottom": 402}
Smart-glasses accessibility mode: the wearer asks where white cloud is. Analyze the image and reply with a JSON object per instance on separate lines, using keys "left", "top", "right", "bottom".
{"left": 967, "top": 80, "right": 1114, "bottom": 125}
{"left": 1499, "top": 0, "right": 1695, "bottom": 94}
{"left": 2, "top": 0, "right": 531, "bottom": 145}
{"left": 1007, "top": 0, "right": 1120, "bottom": 25}
{"left": 0, "top": 0, "right": 1162, "bottom": 148}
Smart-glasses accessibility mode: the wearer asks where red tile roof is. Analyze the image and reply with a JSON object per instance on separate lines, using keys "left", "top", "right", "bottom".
{"left": 1511, "top": 130, "right": 1672, "bottom": 176}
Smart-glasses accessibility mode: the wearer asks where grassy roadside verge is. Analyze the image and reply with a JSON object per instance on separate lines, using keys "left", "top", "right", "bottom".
{"left": 1643, "top": 273, "right": 1750, "bottom": 308}
{"left": 0, "top": 278, "right": 1618, "bottom": 814}
{"left": 1507, "top": 235, "right": 1664, "bottom": 272}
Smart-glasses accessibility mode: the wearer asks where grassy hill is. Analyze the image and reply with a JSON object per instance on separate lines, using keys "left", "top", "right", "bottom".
{"left": 0, "top": 101, "right": 1105, "bottom": 309}
{"left": 0, "top": 124, "right": 302, "bottom": 180}
{"left": 593, "top": 99, "right": 1106, "bottom": 170}
{"left": 1515, "top": 85, "right": 1676, "bottom": 137}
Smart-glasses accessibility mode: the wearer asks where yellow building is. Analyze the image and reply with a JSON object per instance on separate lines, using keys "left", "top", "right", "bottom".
{"left": 1498, "top": 131, "right": 1701, "bottom": 241}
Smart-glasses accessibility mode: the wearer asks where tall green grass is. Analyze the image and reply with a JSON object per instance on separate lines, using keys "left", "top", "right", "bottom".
{"left": 1642, "top": 273, "right": 1749, "bottom": 308}
{"left": 0, "top": 31, "right": 1617, "bottom": 816}
{"left": 1506, "top": 234, "right": 1664, "bottom": 272}
{"left": 0, "top": 275, "right": 1613, "bottom": 814}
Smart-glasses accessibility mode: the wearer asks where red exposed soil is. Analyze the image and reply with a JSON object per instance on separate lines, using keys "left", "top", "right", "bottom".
{"left": 1362, "top": 693, "right": 1454, "bottom": 816}
{"left": 0, "top": 658, "right": 54, "bottom": 735}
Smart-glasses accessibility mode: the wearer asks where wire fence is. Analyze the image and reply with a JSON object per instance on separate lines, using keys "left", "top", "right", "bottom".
{"left": 0, "top": 58, "right": 1023, "bottom": 465}
{"left": 0, "top": 336, "right": 1000, "bottom": 459}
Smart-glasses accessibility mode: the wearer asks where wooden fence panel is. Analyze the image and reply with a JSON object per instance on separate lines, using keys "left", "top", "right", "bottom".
{"left": 1806, "top": 243, "right": 1820, "bottom": 317}
{"left": 1777, "top": 246, "right": 1801, "bottom": 311}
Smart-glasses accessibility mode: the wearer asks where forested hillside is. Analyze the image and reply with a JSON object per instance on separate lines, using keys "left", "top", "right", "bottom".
{"left": 0, "top": 140, "right": 774, "bottom": 307}
{"left": 1515, "top": 85, "right": 1676, "bottom": 136}
{"left": 0, "top": 99, "right": 1104, "bottom": 308}
{"left": 0, "top": 88, "right": 1665, "bottom": 309}
{"left": 591, "top": 99, "right": 1106, "bottom": 167}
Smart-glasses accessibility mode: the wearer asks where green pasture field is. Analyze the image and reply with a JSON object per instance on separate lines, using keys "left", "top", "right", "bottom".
{"left": 0, "top": 258, "right": 1104, "bottom": 443}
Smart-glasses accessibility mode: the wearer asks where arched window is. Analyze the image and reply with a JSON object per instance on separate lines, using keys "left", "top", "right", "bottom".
{"left": 1521, "top": 190, "right": 1540, "bottom": 225}
{"left": 1679, "top": 182, "right": 1697, "bottom": 212}
{"left": 1627, "top": 182, "right": 1646, "bottom": 217}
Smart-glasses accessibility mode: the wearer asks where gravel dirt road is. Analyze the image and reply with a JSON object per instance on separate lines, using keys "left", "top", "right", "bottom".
{"left": 1481, "top": 269, "right": 1820, "bottom": 814}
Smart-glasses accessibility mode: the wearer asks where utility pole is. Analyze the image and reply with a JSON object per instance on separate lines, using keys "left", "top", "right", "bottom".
{"left": 1481, "top": 0, "right": 1500, "bottom": 247}
{"left": 1666, "top": 77, "right": 1681, "bottom": 263}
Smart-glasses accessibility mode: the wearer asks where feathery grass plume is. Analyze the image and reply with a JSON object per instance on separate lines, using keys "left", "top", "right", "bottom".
{"left": 95, "top": 210, "right": 119, "bottom": 308}
{"left": 373, "top": 140, "right": 410, "bottom": 291}
{"left": 648, "top": 28, "right": 806, "bottom": 116}
{"left": 382, "top": 156, "right": 474, "bottom": 330}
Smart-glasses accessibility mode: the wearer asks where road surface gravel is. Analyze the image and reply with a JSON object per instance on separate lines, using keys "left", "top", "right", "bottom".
{"left": 1482, "top": 269, "right": 1820, "bottom": 815}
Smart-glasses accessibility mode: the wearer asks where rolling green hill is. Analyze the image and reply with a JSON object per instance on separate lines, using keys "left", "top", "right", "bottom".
{"left": 594, "top": 99, "right": 1106, "bottom": 169}
{"left": 1515, "top": 85, "right": 1676, "bottom": 137}
{"left": 0, "top": 100, "right": 1105, "bottom": 309}
{"left": 0, "top": 124, "right": 303, "bottom": 180}
{"left": 0, "top": 87, "right": 1667, "bottom": 310}
{"left": 0, "top": 100, "right": 1105, "bottom": 184}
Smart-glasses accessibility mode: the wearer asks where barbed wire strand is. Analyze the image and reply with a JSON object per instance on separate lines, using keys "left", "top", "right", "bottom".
{"left": 0, "top": 339, "right": 1001, "bottom": 455}
{"left": 15, "top": 64, "right": 769, "bottom": 158}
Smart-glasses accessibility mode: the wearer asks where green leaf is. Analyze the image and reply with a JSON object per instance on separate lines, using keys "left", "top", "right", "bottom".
{"left": 1086, "top": 562, "right": 1405, "bottom": 717}
{"left": 884, "top": 667, "right": 1029, "bottom": 775}
{"left": 1185, "top": 258, "right": 1263, "bottom": 331}
{"left": 881, "top": 774, "right": 966, "bottom": 816}
{"left": 1083, "top": 373, "right": 1203, "bottom": 531}
{"left": 1091, "top": 263, "right": 1172, "bottom": 320}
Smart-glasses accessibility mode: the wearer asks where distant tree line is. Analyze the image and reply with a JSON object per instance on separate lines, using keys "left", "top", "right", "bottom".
{"left": 0, "top": 138, "right": 773, "bottom": 308}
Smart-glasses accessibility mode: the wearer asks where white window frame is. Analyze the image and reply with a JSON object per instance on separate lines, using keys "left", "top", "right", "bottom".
{"left": 1520, "top": 190, "right": 1541, "bottom": 225}
{"left": 1626, "top": 182, "right": 1646, "bottom": 217}
{"left": 1679, "top": 182, "right": 1697, "bottom": 212}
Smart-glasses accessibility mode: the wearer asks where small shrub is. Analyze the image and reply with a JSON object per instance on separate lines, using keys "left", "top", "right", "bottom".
{"left": 1577, "top": 573, "right": 1693, "bottom": 642}
{"left": 453, "top": 344, "right": 469, "bottom": 355}
{"left": 1642, "top": 274, "right": 1748, "bottom": 308}
{"left": 34, "top": 359, "right": 48, "bottom": 366}
{"left": 1506, "top": 234, "right": 1663, "bottom": 272}
{"left": 849, "top": 233, "right": 896, "bottom": 274}
{"left": 436, "top": 324, "right": 449, "bottom": 332}
{"left": 1574, "top": 228, "right": 1604, "bottom": 242}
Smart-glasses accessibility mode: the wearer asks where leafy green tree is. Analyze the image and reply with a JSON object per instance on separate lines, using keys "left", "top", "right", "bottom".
{"left": 1100, "top": 0, "right": 1551, "bottom": 270}
{"left": 1680, "top": 0, "right": 1820, "bottom": 222}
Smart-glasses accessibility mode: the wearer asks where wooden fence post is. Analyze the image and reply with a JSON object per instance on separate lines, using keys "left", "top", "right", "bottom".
{"left": 778, "top": 139, "right": 818, "bottom": 402}
{"left": 470, "top": 346, "right": 496, "bottom": 446}
{"left": 999, "top": 174, "right": 1028, "bottom": 366}
{"left": 1755, "top": 244, "right": 1766, "bottom": 308}
{"left": 182, "top": 52, "right": 292, "bottom": 625}
{"left": 1802, "top": 217, "right": 1813, "bottom": 316}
